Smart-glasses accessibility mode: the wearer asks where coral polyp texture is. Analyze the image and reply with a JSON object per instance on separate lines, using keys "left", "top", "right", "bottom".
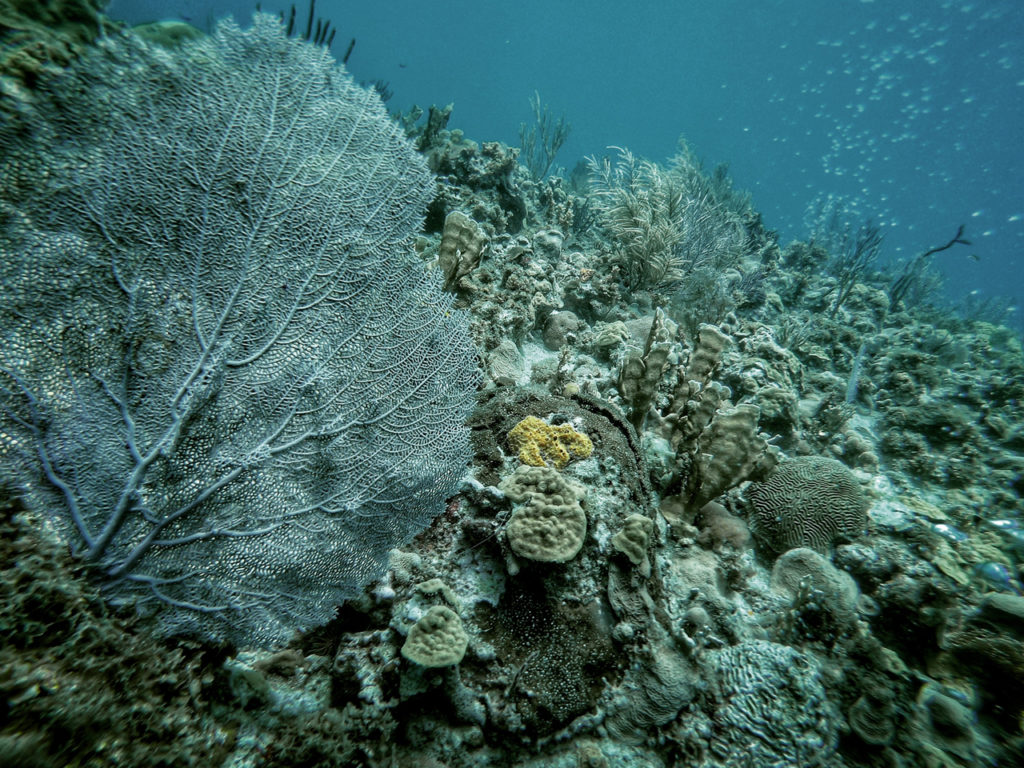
{"left": 746, "top": 456, "right": 868, "bottom": 556}
{"left": 499, "top": 464, "right": 587, "bottom": 562}
{"left": 401, "top": 606, "right": 469, "bottom": 667}
{"left": 707, "top": 641, "right": 840, "bottom": 766}
{"left": 507, "top": 415, "right": 594, "bottom": 470}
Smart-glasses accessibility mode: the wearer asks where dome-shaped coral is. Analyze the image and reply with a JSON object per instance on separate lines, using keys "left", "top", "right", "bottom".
{"left": 499, "top": 465, "right": 587, "bottom": 562}
{"left": 747, "top": 456, "right": 867, "bottom": 556}
{"left": 401, "top": 605, "right": 468, "bottom": 668}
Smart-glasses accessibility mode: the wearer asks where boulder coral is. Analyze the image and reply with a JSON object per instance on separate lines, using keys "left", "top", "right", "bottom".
{"left": 499, "top": 465, "right": 588, "bottom": 563}
{"left": 747, "top": 456, "right": 868, "bottom": 556}
{"left": 401, "top": 605, "right": 469, "bottom": 668}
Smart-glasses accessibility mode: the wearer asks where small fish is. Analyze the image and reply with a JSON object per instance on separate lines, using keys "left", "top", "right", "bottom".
{"left": 1006, "top": 529, "right": 1024, "bottom": 555}
{"left": 968, "top": 253, "right": 980, "bottom": 261}
{"left": 988, "top": 519, "right": 1020, "bottom": 530}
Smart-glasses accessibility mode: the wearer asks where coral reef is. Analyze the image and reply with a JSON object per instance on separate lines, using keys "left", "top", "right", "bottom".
{"left": 2, "top": 7, "right": 1023, "bottom": 768}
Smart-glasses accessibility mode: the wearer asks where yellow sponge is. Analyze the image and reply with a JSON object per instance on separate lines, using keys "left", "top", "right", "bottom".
{"left": 507, "top": 415, "right": 593, "bottom": 470}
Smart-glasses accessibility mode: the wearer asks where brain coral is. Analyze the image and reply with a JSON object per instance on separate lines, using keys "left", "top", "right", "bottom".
{"left": 746, "top": 456, "right": 867, "bottom": 556}
{"left": 710, "top": 640, "right": 839, "bottom": 767}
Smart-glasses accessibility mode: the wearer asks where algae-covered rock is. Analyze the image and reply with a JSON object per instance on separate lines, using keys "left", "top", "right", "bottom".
{"left": 543, "top": 309, "right": 581, "bottom": 350}
{"left": 132, "top": 20, "right": 205, "bottom": 47}
{"left": 848, "top": 684, "right": 897, "bottom": 746}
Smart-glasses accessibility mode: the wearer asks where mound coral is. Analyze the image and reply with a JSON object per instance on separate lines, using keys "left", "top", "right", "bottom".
{"left": 401, "top": 605, "right": 469, "bottom": 668}
{"left": 746, "top": 456, "right": 868, "bottom": 556}
{"left": 499, "top": 465, "right": 587, "bottom": 562}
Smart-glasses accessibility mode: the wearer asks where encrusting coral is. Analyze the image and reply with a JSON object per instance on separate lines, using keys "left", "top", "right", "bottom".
{"left": 611, "top": 514, "right": 656, "bottom": 577}
{"left": 401, "top": 605, "right": 469, "bottom": 668}
{"left": 499, "top": 465, "right": 588, "bottom": 563}
{"left": 507, "top": 415, "right": 593, "bottom": 470}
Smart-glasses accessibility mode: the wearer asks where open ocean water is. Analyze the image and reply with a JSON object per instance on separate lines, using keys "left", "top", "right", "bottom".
{"left": 109, "top": 0, "right": 1024, "bottom": 319}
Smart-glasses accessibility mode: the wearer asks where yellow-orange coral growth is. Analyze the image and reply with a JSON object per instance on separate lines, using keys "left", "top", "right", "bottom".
{"left": 507, "top": 415, "right": 593, "bottom": 470}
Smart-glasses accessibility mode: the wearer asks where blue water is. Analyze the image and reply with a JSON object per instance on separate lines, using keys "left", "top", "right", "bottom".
{"left": 108, "top": 0, "right": 1024, "bottom": 320}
